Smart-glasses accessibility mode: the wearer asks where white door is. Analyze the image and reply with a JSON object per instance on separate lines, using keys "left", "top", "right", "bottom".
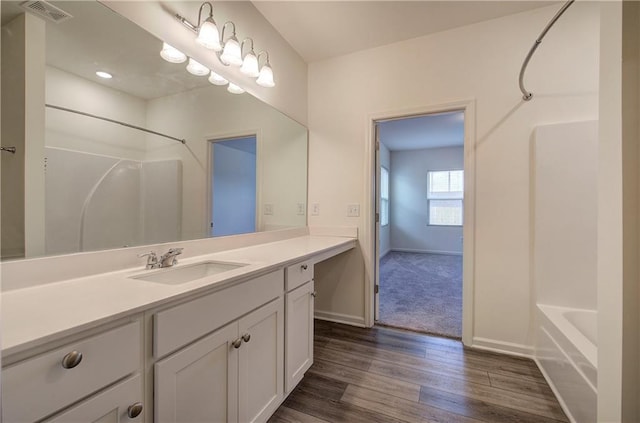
{"left": 285, "top": 280, "right": 314, "bottom": 394}
{"left": 238, "top": 298, "right": 284, "bottom": 423}
{"left": 155, "top": 323, "right": 239, "bottom": 423}
{"left": 45, "top": 375, "right": 143, "bottom": 423}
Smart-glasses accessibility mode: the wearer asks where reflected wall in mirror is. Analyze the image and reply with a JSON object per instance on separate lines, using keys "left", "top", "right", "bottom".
{"left": 0, "top": 1, "right": 307, "bottom": 260}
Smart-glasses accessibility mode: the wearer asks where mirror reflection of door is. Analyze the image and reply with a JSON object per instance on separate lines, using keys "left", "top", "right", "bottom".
{"left": 210, "top": 136, "right": 257, "bottom": 237}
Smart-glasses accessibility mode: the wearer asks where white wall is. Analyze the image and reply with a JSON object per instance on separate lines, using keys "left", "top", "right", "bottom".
{"left": 598, "top": 3, "right": 624, "bottom": 421}
{"left": 309, "top": 3, "right": 600, "bottom": 351}
{"left": 600, "top": 2, "right": 640, "bottom": 421}
{"left": 1, "top": 14, "right": 46, "bottom": 259}
{"left": 390, "top": 146, "right": 463, "bottom": 255}
{"left": 379, "top": 142, "right": 390, "bottom": 257}
{"left": 1, "top": 14, "right": 28, "bottom": 259}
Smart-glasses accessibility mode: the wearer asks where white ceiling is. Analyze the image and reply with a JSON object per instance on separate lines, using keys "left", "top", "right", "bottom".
{"left": 252, "top": 1, "right": 557, "bottom": 63}
{"left": 378, "top": 111, "right": 464, "bottom": 151}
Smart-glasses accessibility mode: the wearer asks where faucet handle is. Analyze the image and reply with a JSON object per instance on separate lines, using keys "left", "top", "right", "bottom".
{"left": 167, "top": 247, "right": 184, "bottom": 255}
{"left": 138, "top": 251, "right": 158, "bottom": 269}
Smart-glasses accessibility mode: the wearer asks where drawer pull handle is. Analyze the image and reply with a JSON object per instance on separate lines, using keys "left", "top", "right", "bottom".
{"left": 311, "top": 291, "right": 317, "bottom": 298}
{"left": 127, "top": 402, "right": 143, "bottom": 419}
{"left": 301, "top": 264, "right": 308, "bottom": 271}
{"left": 232, "top": 338, "right": 243, "bottom": 349}
{"left": 242, "top": 333, "right": 251, "bottom": 343}
{"left": 61, "top": 350, "right": 83, "bottom": 369}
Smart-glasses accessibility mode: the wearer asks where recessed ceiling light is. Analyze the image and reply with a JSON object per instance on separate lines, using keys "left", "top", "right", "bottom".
{"left": 96, "top": 71, "right": 112, "bottom": 79}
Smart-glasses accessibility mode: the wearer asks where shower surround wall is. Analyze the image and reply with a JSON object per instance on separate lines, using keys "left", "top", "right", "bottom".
{"left": 44, "top": 147, "right": 181, "bottom": 255}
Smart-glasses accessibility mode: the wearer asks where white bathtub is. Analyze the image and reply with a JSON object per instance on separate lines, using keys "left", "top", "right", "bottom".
{"left": 535, "top": 304, "right": 597, "bottom": 423}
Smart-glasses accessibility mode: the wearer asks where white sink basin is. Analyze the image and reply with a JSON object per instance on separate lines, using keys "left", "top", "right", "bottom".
{"left": 131, "top": 261, "right": 248, "bottom": 285}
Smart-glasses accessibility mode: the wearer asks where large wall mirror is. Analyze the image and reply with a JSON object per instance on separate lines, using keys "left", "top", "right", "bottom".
{"left": 1, "top": 1, "right": 308, "bottom": 260}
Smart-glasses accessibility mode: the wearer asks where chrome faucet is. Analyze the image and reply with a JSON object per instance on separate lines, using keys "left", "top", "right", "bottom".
{"left": 159, "top": 248, "right": 184, "bottom": 268}
{"left": 138, "top": 251, "right": 160, "bottom": 269}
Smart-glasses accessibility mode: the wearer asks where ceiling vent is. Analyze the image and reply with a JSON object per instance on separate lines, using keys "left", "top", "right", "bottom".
{"left": 19, "top": 1, "right": 73, "bottom": 23}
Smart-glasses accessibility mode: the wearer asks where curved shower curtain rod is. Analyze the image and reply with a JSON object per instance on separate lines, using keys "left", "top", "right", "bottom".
{"left": 519, "top": 0, "right": 575, "bottom": 101}
{"left": 46, "top": 104, "right": 186, "bottom": 144}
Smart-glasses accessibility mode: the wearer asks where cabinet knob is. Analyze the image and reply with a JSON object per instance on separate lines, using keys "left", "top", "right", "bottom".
{"left": 301, "top": 264, "right": 308, "bottom": 271}
{"left": 61, "top": 350, "right": 83, "bottom": 369}
{"left": 127, "top": 402, "right": 143, "bottom": 419}
{"left": 232, "top": 338, "right": 243, "bottom": 349}
{"left": 311, "top": 291, "right": 317, "bottom": 298}
{"left": 242, "top": 333, "right": 251, "bottom": 343}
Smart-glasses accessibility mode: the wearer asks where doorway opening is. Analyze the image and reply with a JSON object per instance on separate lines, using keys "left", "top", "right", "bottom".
{"left": 208, "top": 135, "right": 257, "bottom": 237}
{"left": 374, "top": 110, "right": 466, "bottom": 339}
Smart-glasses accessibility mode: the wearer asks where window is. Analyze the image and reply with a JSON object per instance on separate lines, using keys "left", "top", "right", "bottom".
{"left": 381, "top": 167, "right": 389, "bottom": 226}
{"left": 427, "top": 170, "right": 463, "bottom": 226}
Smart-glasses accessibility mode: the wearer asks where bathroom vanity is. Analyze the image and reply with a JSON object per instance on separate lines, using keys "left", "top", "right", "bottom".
{"left": 1, "top": 233, "right": 356, "bottom": 423}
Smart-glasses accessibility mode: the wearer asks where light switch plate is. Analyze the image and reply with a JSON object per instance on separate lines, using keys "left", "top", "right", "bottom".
{"left": 297, "top": 203, "right": 306, "bottom": 215}
{"left": 311, "top": 203, "right": 320, "bottom": 216}
{"left": 264, "top": 204, "right": 274, "bottom": 215}
{"left": 347, "top": 204, "right": 360, "bottom": 217}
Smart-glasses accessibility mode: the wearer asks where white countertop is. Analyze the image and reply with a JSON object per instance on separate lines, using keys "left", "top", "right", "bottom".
{"left": 2, "top": 235, "right": 356, "bottom": 357}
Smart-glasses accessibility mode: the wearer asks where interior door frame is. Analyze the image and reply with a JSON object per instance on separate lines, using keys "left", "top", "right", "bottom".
{"left": 365, "top": 99, "right": 476, "bottom": 346}
{"left": 206, "top": 130, "right": 262, "bottom": 237}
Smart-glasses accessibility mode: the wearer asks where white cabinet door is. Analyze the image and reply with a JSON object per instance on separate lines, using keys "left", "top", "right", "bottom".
{"left": 238, "top": 298, "right": 284, "bottom": 423}
{"left": 155, "top": 323, "right": 239, "bottom": 423}
{"left": 285, "top": 281, "right": 314, "bottom": 394}
{"left": 45, "top": 375, "right": 143, "bottom": 423}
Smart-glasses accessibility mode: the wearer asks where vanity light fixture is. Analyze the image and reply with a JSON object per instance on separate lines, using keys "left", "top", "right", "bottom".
{"left": 208, "top": 70, "right": 228, "bottom": 86}
{"left": 186, "top": 57, "right": 209, "bottom": 76}
{"left": 160, "top": 42, "right": 187, "bottom": 63}
{"left": 256, "top": 51, "right": 275, "bottom": 88}
{"left": 227, "top": 82, "right": 245, "bottom": 94}
{"left": 219, "top": 22, "right": 242, "bottom": 66}
{"left": 194, "top": 2, "right": 221, "bottom": 51}
{"left": 96, "top": 71, "right": 113, "bottom": 79}
{"left": 240, "top": 38, "right": 260, "bottom": 77}
{"left": 175, "top": 2, "right": 221, "bottom": 51}
{"left": 172, "top": 2, "right": 275, "bottom": 88}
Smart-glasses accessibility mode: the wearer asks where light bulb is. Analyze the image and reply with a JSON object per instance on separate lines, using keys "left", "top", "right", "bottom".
{"left": 196, "top": 18, "right": 222, "bottom": 51}
{"left": 220, "top": 37, "right": 242, "bottom": 66}
{"left": 186, "top": 58, "right": 209, "bottom": 76}
{"left": 160, "top": 42, "right": 187, "bottom": 63}
{"left": 256, "top": 63, "right": 275, "bottom": 88}
{"left": 208, "top": 71, "right": 228, "bottom": 86}
{"left": 240, "top": 52, "right": 259, "bottom": 77}
{"left": 227, "top": 83, "right": 245, "bottom": 94}
{"left": 96, "top": 71, "right": 112, "bottom": 79}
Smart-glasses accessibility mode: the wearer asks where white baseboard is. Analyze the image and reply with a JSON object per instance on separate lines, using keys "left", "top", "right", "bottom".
{"left": 314, "top": 310, "right": 366, "bottom": 327}
{"left": 471, "top": 337, "right": 534, "bottom": 358}
{"left": 391, "top": 248, "right": 462, "bottom": 256}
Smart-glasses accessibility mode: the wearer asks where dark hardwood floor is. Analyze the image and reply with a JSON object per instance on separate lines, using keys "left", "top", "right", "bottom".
{"left": 269, "top": 320, "right": 568, "bottom": 423}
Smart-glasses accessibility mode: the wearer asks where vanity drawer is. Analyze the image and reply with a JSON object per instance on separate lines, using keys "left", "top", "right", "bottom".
{"left": 154, "top": 270, "right": 283, "bottom": 358}
{"left": 2, "top": 321, "right": 141, "bottom": 423}
{"left": 285, "top": 261, "right": 314, "bottom": 291}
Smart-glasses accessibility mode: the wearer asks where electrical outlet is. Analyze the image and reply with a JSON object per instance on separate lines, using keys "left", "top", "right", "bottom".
{"left": 347, "top": 204, "right": 360, "bottom": 217}
{"left": 311, "top": 203, "right": 320, "bottom": 216}
{"left": 264, "top": 204, "right": 274, "bottom": 215}
{"left": 297, "top": 203, "right": 306, "bottom": 216}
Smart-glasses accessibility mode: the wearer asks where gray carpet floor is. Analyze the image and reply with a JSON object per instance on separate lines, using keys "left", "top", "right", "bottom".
{"left": 378, "top": 251, "right": 462, "bottom": 338}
